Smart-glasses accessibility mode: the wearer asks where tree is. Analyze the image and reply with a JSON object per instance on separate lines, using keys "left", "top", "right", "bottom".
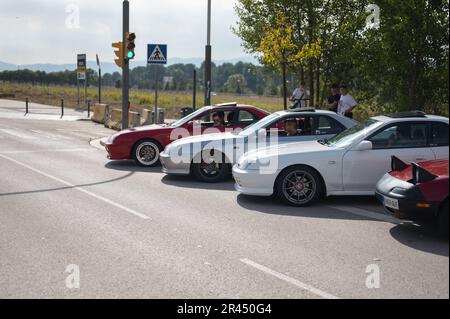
{"left": 225, "top": 74, "right": 247, "bottom": 94}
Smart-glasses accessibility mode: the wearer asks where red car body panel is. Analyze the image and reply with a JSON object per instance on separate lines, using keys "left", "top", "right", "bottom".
{"left": 389, "top": 159, "right": 449, "bottom": 203}
{"left": 106, "top": 105, "right": 269, "bottom": 161}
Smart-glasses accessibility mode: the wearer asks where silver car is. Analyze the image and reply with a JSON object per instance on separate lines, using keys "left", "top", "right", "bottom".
{"left": 160, "top": 109, "right": 358, "bottom": 183}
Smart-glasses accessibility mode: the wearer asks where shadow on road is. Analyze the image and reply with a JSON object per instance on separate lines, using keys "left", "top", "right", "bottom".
{"left": 236, "top": 194, "right": 372, "bottom": 221}
{"left": 105, "top": 161, "right": 162, "bottom": 173}
{"left": 0, "top": 172, "right": 134, "bottom": 197}
{"left": 161, "top": 175, "right": 235, "bottom": 192}
{"left": 237, "top": 194, "right": 449, "bottom": 256}
{"left": 389, "top": 224, "right": 449, "bottom": 257}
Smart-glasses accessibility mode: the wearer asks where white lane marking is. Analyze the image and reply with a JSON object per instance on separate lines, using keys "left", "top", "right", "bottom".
{"left": 0, "top": 129, "right": 37, "bottom": 140}
{"left": 0, "top": 154, "right": 151, "bottom": 220}
{"left": 327, "top": 205, "right": 401, "bottom": 224}
{"left": 31, "top": 130, "right": 73, "bottom": 140}
{"left": 0, "top": 148, "right": 95, "bottom": 155}
{"left": 240, "top": 258, "right": 339, "bottom": 299}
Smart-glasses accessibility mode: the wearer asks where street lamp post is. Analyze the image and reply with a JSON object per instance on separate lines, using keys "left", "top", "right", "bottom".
{"left": 204, "top": 0, "right": 212, "bottom": 106}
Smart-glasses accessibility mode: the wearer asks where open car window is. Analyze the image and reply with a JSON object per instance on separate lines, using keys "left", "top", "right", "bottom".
{"left": 267, "top": 116, "right": 314, "bottom": 137}
{"left": 368, "top": 122, "right": 428, "bottom": 149}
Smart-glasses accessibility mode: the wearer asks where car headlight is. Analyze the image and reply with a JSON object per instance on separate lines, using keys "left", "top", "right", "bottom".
{"left": 164, "top": 144, "right": 172, "bottom": 154}
{"left": 107, "top": 133, "right": 120, "bottom": 144}
{"left": 391, "top": 187, "right": 407, "bottom": 195}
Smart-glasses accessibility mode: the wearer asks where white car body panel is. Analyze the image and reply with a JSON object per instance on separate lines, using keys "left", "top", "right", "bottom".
{"left": 233, "top": 114, "right": 449, "bottom": 198}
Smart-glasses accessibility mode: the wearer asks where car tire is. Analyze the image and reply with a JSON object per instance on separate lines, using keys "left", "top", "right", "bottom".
{"left": 437, "top": 200, "right": 449, "bottom": 238}
{"left": 275, "top": 165, "right": 324, "bottom": 207}
{"left": 191, "top": 150, "right": 230, "bottom": 183}
{"left": 132, "top": 139, "right": 162, "bottom": 167}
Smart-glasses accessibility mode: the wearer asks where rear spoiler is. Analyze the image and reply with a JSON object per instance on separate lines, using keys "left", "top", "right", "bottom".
{"left": 391, "top": 156, "right": 409, "bottom": 171}
{"left": 411, "top": 162, "right": 438, "bottom": 184}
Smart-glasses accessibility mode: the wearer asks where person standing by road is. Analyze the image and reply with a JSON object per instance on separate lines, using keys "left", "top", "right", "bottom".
{"left": 290, "top": 81, "right": 310, "bottom": 109}
{"left": 338, "top": 84, "right": 358, "bottom": 119}
{"left": 327, "top": 84, "right": 341, "bottom": 113}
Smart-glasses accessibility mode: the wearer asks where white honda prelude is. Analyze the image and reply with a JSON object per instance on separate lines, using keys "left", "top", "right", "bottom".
{"left": 233, "top": 112, "right": 449, "bottom": 206}
{"left": 160, "top": 109, "right": 357, "bottom": 183}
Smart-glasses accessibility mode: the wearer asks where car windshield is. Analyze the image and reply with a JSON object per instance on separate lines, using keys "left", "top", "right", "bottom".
{"left": 325, "top": 119, "right": 383, "bottom": 148}
{"left": 170, "top": 107, "right": 209, "bottom": 128}
{"left": 237, "top": 113, "right": 281, "bottom": 136}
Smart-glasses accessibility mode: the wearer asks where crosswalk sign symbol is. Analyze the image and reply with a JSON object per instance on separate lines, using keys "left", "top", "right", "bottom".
{"left": 147, "top": 44, "right": 167, "bottom": 65}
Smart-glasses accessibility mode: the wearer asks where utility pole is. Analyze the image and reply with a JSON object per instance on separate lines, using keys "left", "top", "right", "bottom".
{"left": 204, "top": 0, "right": 212, "bottom": 106}
{"left": 96, "top": 54, "right": 102, "bottom": 104}
{"left": 122, "top": 0, "right": 130, "bottom": 129}
{"left": 282, "top": 61, "right": 288, "bottom": 110}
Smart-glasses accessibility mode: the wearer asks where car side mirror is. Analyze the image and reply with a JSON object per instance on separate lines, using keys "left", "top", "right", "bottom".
{"left": 354, "top": 140, "right": 373, "bottom": 151}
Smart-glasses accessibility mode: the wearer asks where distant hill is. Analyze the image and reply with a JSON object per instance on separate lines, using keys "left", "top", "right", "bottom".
{"left": 0, "top": 56, "right": 259, "bottom": 74}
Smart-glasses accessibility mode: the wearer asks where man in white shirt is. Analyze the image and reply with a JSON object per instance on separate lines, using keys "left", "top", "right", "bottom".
{"left": 338, "top": 84, "right": 358, "bottom": 119}
{"left": 290, "top": 81, "right": 311, "bottom": 109}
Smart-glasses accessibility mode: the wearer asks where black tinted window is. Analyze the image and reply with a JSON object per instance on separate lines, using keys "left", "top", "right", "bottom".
{"left": 430, "top": 122, "right": 449, "bottom": 147}
{"left": 314, "top": 116, "right": 345, "bottom": 135}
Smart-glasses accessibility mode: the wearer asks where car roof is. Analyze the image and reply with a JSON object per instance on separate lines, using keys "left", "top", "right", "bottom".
{"left": 373, "top": 113, "right": 449, "bottom": 123}
{"left": 209, "top": 104, "right": 270, "bottom": 115}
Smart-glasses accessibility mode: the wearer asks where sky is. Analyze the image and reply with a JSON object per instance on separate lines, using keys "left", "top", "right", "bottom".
{"left": 0, "top": 0, "right": 253, "bottom": 65}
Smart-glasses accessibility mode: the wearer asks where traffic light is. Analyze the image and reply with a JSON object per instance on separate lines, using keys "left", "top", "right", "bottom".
{"left": 125, "top": 32, "right": 136, "bottom": 60}
{"left": 112, "top": 42, "right": 123, "bottom": 68}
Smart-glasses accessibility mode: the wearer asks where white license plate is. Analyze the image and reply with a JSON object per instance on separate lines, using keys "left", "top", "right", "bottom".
{"left": 384, "top": 197, "right": 399, "bottom": 210}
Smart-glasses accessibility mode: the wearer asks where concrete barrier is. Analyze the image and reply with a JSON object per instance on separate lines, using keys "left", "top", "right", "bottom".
{"left": 105, "top": 109, "right": 142, "bottom": 130}
{"left": 129, "top": 111, "right": 141, "bottom": 128}
{"left": 140, "top": 108, "right": 165, "bottom": 125}
{"left": 91, "top": 103, "right": 109, "bottom": 124}
{"left": 141, "top": 109, "right": 153, "bottom": 125}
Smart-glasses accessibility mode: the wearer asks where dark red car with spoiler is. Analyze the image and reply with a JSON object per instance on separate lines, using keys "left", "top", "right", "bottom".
{"left": 376, "top": 156, "right": 449, "bottom": 236}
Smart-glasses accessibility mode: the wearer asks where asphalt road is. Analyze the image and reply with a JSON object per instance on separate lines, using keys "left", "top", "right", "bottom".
{"left": 0, "top": 103, "right": 448, "bottom": 299}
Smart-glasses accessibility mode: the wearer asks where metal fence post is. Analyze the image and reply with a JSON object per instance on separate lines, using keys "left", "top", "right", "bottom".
{"left": 61, "top": 98, "right": 64, "bottom": 118}
{"left": 25, "top": 97, "right": 29, "bottom": 115}
{"left": 88, "top": 100, "right": 91, "bottom": 118}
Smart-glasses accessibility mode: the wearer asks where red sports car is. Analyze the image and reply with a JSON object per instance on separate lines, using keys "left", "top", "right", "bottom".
{"left": 376, "top": 156, "right": 449, "bottom": 236}
{"left": 104, "top": 103, "right": 269, "bottom": 166}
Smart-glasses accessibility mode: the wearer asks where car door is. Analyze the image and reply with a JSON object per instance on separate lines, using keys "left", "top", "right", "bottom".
{"left": 342, "top": 121, "right": 436, "bottom": 192}
{"left": 429, "top": 121, "right": 449, "bottom": 159}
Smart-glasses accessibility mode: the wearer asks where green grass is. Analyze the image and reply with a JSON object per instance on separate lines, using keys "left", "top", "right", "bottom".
{"left": 0, "top": 82, "right": 380, "bottom": 121}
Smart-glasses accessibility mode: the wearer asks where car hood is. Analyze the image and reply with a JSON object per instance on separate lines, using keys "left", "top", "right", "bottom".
{"left": 123, "top": 124, "right": 170, "bottom": 133}
{"left": 171, "top": 132, "right": 237, "bottom": 146}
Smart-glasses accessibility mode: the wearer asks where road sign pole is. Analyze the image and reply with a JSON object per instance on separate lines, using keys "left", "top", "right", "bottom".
{"left": 154, "top": 66, "right": 159, "bottom": 124}
{"left": 85, "top": 74, "right": 88, "bottom": 107}
{"left": 98, "top": 68, "right": 102, "bottom": 104}
{"left": 204, "top": 0, "right": 212, "bottom": 106}
{"left": 122, "top": 0, "right": 130, "bottom": 130}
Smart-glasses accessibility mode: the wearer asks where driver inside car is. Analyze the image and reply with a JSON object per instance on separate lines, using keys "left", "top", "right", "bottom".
{"left": 212, "top": 112, "right": 225, "bottom": 128}
{"left": 284, "top": 119, "right": 301, "bottom": 136}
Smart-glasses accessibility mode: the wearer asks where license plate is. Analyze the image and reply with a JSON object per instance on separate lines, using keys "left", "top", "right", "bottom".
{"left": 384, "top": 197, "right": 399, "bottom": 210}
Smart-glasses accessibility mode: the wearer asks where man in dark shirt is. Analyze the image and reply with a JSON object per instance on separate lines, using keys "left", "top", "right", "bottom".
{"left": 327, "top": 84, "right": 340, "bottom": 113}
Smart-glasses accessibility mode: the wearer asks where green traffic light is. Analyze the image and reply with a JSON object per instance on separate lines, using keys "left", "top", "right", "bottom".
{"left": 127, "top": 51, "right": 135, "bottom": 59}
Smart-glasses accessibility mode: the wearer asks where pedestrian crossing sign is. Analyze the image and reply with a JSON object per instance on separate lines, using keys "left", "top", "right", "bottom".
{"left": 147, "top": 44, "right": 167, "bottom": 65}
